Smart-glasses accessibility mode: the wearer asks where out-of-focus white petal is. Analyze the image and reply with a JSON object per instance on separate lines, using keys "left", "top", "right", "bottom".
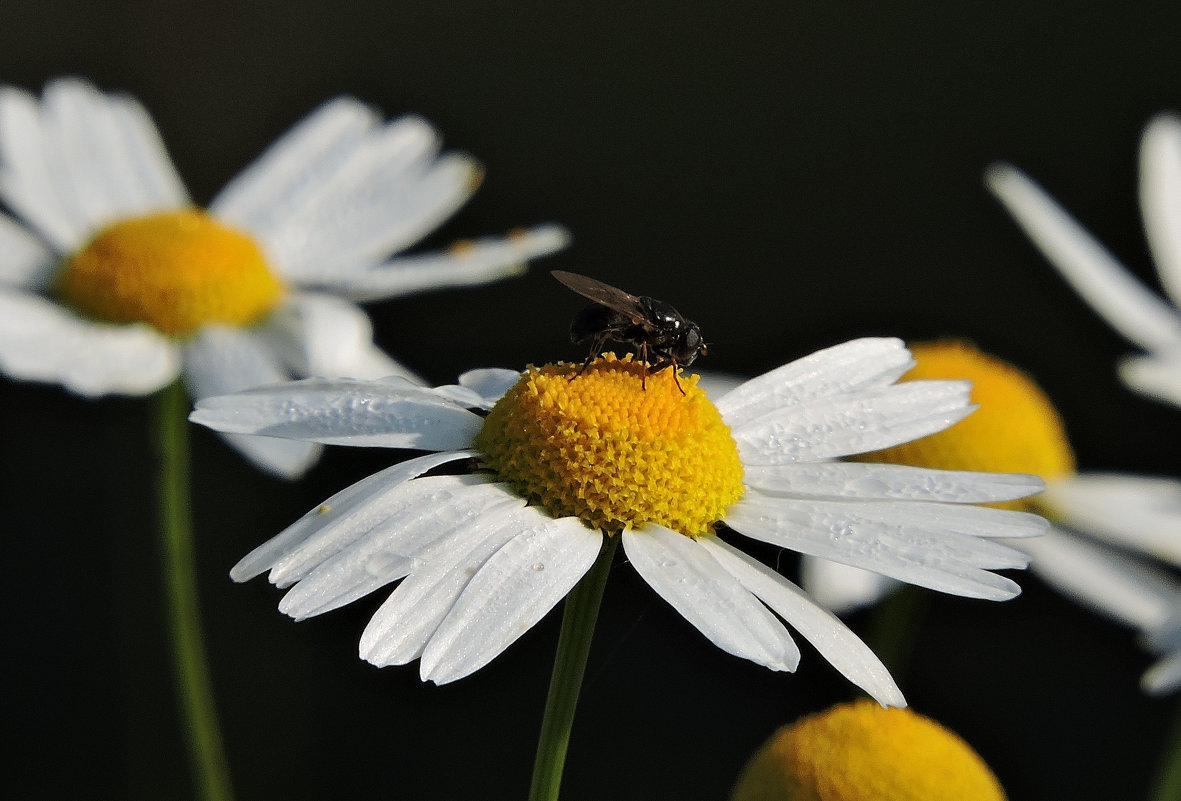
{"left": 420, "top": 514, "right": 602, "bottom": 684}
{"left": 326, "top": 224, "right": 571, "bottom": 301}
{"left": 985, "top": 163, "right": 1181, "bottom": 353}
{"left": 744, "top": 461, "right": 1044, "bottom": 504}
{"left": 702, "top": 538, "right": 905, "bottom": 707}
{"left": 726, "top": 493, "right": 1041, "bottom": 600}
{"left": 691, "top": 369, "right": 748, "bottom": 401}
{"left": 1118, "top": 351, "right": 1181, "bottom": 408}
{"left": 800, "top": 555, "right": 898, "bottom": 615}
{"left": 360, "top": 501, "right": 531, "bottom": 667}
{"left": 230, "top": 449, "right": 476, "bottom": 582}
{"left": 1042, "top": 473, "right": 1181, "bottom": 567}
{"left": 278, "top": 477, "right": 521, "bottom": 619}
{"left": 0, "top": 213, "right": 54, "bottom": 289}
{"left": 0, "top": 289, "right": 178, "bottom": 396}
{"left": 1140, "top": 113, "right": 1181, "bottom": 307}
{"left": 730, "top": 380, "right": 974, "bottom": 466}
{"left": 261, "top": 293, "right": 424, "bottom": 383}
{"left": 623, "top": 526, "right": 799, "bottom": 671}
{"left": 182, "top": 325, "right": 321, "bottom": 479}
{"left": 1143, "top": 649, "right": 1181, "bottom": 695}
{"left": 715, "top": 338, "right": 915, "bottom": 428}
{"left": 189, "top": 375, "right": 484, "bottom": 451}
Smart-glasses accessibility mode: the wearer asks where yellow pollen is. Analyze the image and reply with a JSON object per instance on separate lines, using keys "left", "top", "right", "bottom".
{"left": 856, "top": 341, "right": 1075, "bottom": 510}
{"left": 729, "top": 700, "right": 1008, "bottom": 801}
{"left": 58, "top": 210, "right": 284, "bottom": 338}
{"left": 474, "top": 354, "right": 745, "bottom": 535}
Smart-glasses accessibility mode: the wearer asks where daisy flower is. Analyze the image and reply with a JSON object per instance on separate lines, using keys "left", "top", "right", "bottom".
{"left": 0, "top": 77, "right": 568, "bottom": 477}
{"left": 985, "top": 113, "right": 1181, "bottom": 408}
{"left": 802, "top": 342, "right": 1181, "bottom": 693}
{"left": 190, "top": 337, "right": 1047, "bottom": 707}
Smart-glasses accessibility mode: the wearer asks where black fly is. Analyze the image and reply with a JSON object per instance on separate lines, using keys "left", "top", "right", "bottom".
{"left": 551, "top": 270, "right": 706, "bottom": 394}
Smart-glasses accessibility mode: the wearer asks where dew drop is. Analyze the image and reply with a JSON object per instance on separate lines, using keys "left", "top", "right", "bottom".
{"left": 531, "top": 562, "right": 546, "bottom": 572}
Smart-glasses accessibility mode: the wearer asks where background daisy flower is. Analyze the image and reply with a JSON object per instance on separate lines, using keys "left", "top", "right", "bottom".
{"left": 0, "top": 77, "right": 569, "bottom": 477}
{"left": 985, "top": 114, "right": 1181, "bottom": 409}
{"left": 190, "top": 337, "right": 1046, "bottom": 708}
{"left": 802, "top": 342, "right": 1181, "bottom": 693}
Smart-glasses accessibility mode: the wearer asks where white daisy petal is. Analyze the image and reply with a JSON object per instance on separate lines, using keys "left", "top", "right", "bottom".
{"left": 1014, "top": 527, "right": 1181, "bottom": 632}
{"left": 260, "top": 293, "right": 425, "bottom": 383}
{"left": 330, "top": 224, "right": 572, "bottom": 302}
{"left": 731, "top": 380, "right": 974, "bottom": 465}
{"left": 1140, "top": 113, "right": 1181, "bottom": 307}
{"left": 623, "top": 526, "right": 799, "bottom": 671}
{"left": 457, "top": 367, "right": 521, "bottom": 406}
{"left": 182, "top": 325, "right": 321, "bottom": 479}
{"left": 800, "top": 556, "right": 897, "bottom": 615}
{"left": 0, "top": 212, "right": 54, "bottom": 288}
{"left": 1118, "top": 351, "right": 1181, "bottom": 408}
{"left": 189, "top": 375, "right": 484, "bottom": 450}
{"left": 230, "top": 449, "right": 476, "bottom": 582}
{"left": 0, "top": 289, "right": 178, "bottom": 395}
{"left": 209, "top": 96, "right": 382, "bottom": 234}
{"left": 716, "top": 337, "right": 915, "bottom": 428}
{"left": 278, "top": 477, "right": 521, "bottom": 620}
{"left": 985, "top": 163, "right": 1181, "bottom": 353}
{"left": 1143, "top": 649, "right": 1181, "bottom": 695}
{"left": 1042, "top": 474, "right": 1181, "bottom": 567}
{"left": 701, "top": 538, "right": 905, "bottom": 707}
{"left": 420, "top": 515, "right": 603, "bottom": 684}
{"left": 744, "top": 461, "right": 1044, "bottom": 504}
{"left": 104, "top": 92, "right": 189, "bottom": 210}
{"left": 726, "top": 493, "right": 1041, "bottom": 599}
{"left": 360, "top": 503, "right": 536, "bottom": 667}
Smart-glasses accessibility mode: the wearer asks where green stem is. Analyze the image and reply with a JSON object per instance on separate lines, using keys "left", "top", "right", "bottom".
{"left": 151, "top": 381, "right": 234, "bottom": 801}
{"left": 528, "top": 532, "right": 619, "bottom": 801}
{"left": 864, "top": 584, "right": 928, "bottom": 686}
{"left": 1149, "top": 697, "right": 1181, "bottom": 801}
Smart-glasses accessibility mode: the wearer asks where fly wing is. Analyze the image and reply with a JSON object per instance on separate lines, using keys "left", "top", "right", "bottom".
{"left": 551, "top": 271, "right": 648, "bottom": 324}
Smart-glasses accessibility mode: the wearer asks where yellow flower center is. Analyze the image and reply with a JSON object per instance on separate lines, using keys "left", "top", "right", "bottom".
{"left": 58, "top": 210, "right": 284, "bottom": 338}
{"left": 474, "top": 354, "right": 745, "bottom": 535}
{"left": 729, "top": 700, "right": 1007, "bottom": 801}
{"left": 857, "top": 341, "right": 1075, "bottom": 509}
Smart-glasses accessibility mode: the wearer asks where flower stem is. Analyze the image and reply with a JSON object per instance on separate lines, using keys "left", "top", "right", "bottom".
{"left": 1150, "top": 697, "right": 1181, "bottom": 801}
{"left": 528, "top": 532, "right": 619, "bottom": 801}
{"left": 864, "top": 584, "right": 928, "bottom": 684}
{"left": 152, "top": 380, "right": 234, "bottom": 801}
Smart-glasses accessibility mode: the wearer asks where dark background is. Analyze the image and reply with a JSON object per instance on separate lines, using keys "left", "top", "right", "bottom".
{"left": 2, "top": 2, "right": 1179, "bottom": 799}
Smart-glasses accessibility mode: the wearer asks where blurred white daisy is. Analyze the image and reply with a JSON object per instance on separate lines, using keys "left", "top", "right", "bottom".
{"left": 985, "top": 113, "right": 1181, "bottom": 408}
{"left": 802, "top": 342, "right": 1181, "bottom": 693}
{"left": 0, "top": 77, "right": 568, "bottom": 477}
{"left": 190, "top": 337, "right": 1047, "bottom": 707}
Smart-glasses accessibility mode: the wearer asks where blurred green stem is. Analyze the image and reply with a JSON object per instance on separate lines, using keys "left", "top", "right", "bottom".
{"left": 864, "top": 584, "right": 929, "bottom": 684}
{"left": 529, "top": 533, "right": 618, "bottom": 801}
{"left": 1150, "top": 697, "right": 1181, "bottom": 801}
{"left": 152, "top": 381, "right": 234, "bottom": 801}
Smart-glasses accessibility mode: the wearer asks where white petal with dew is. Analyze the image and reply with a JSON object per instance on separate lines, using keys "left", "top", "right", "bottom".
{"left": 725, "top": 493, "right": 1042, "bottom": 600}
{"left": 329, "top": 224, "right": 571, "bottom": 302}
{"left": 744, "top": 461, "right": 1043, "bottom": 504}
{"left": 715, "top": 338, "right": 915, "bottom": 428}
{"left": 0, "top": 213, "right": 54, "bottom": 288}
{"left": 1118, "top": 351, "right": 1181, "bottom": 409}
{"left": 420, "top": 515, "right": 602, "bottom": 684}
{"left": 231, "top": 449, "right": 475, "bottom": 582}
{"left": 801, "top": 556, "right": 899, "bottom": 615}
{"left": 261, "top": 293, "right": 425, "bottom": 383}
{"left": 623, "top": 526, "right": 799, "bottom": 671}
{"left": 190, "top": 375, "right": 484, "bottom": 450}
{"left": 1140, "top": 113, "right": 1181, "bottom": 307}
{"left": 0, "top": 289, "right": 178, "bottom": 396}
{"left": 1012, "top": 527, "right": 1181, "bottom": 632}
{"left": 277, "top": 477, "right": 521, "bottom": 620}
{"left": 182, "top": 325, "right": 320, "bottom": 479}
{"left": 731, "top": 380, "right": 973, "bottom": 465}
{"left": 701, "top": 538, "right": 905, "bottom": 707}
{"left": 985, "top": 163, "right": 1181, "bottom": 353}
{"left": 361, "top": 503, "right": 537, "bottom": 667}
{"left": 210, "top": 96, "right": 382, "bottom": 234}
{"left": 1042, "top": 473, "right": 1181, "bottom": 567}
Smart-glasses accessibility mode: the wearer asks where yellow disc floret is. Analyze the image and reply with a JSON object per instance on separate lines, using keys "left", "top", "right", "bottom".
{"left": 475, "top": 354, "right": 745, "bottom": 535}
{"left": 858, "top": 342, "right": 1075, "bottom": 508}
{"left": 58, "top": 210, "right": 284, "bottom": 338}
{"left": 730, "top": 700, "right": 1007, "bottom": 801}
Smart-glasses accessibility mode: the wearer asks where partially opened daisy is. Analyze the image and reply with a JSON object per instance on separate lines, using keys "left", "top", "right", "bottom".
{"left": 985, "top": 113, "right": 1181, "bottom": 408}
{"left": 192, "top": 337, "right": 1046, "bottom": 709}
{"left": 802, "top": 342, "right": 1181, "bottom": 694}
{"left": 0, "top": 77, "right": 568, "bottom": 477}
